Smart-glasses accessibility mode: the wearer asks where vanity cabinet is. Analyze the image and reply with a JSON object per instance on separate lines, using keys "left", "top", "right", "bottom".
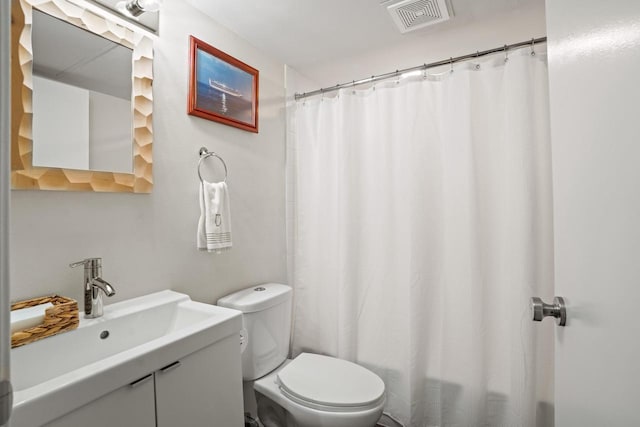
{"left": 43, "top": 334, "right": 244, "bottom": 427}
{"left": 44, "top": 376, "right": 156, "bottom": 427}
{"left": 155, "top": 334, "right": 244, "bottom": 426}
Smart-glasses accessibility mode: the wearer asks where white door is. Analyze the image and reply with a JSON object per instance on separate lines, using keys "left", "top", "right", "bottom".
{"left": 545, "top": 0, "right": 640, "bottom": 425}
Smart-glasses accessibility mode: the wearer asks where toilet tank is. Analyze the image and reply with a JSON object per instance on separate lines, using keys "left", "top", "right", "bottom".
{"left": 217, "top": 283, "right": 292, "bottom": 380}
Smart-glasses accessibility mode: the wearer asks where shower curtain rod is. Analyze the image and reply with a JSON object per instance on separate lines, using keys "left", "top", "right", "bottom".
{"left": 294, "top": 36, "right": 547, "bottom": 100}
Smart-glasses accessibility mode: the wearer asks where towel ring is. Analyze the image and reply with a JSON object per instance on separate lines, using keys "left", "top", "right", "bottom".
{"left": 198, "top": 147, "right": 228, "bottom": 183}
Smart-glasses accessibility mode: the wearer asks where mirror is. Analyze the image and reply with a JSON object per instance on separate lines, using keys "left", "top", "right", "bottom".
{"left": 32, "top": 9, "right": 133, "bottom": 173}
{"left": 11, "top": 0, "right": 154, "bottom": 193}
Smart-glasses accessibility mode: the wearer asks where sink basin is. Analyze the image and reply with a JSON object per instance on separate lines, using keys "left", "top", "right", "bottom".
{"left": 10, "top": 290, "right": 242, "bottom": 427}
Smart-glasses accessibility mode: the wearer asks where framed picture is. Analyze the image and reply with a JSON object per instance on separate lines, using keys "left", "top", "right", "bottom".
{"left": 188, "top": 36, "right": 259, "bottom": 133}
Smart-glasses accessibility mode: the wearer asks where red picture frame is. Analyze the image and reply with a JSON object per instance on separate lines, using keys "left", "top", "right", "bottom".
{"left": 188, "top": 36, "right": 259, "bottom": 133}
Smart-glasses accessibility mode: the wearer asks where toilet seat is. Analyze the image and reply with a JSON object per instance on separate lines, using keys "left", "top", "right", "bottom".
{"left": 276, "top": 353, "right": 385, "bottom": 412}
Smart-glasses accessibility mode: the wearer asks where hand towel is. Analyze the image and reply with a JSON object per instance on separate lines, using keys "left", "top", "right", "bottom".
{"left": 197, "top": 181, "right": 232, "bottom": 253}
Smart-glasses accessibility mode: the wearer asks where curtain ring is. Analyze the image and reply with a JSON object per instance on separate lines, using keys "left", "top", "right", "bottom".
{"left": 423, "top": 63, "right": 427, "bottom": 79}
{"left": 531, "top": 38, "right": 536, "bottom": 56}
{"left": 450, "top": 57, "right": 454, "bottom": 73}
{"left": 395, "top": 69, "right": 400, "bottom": 84}
{"left": 504, "top": 44, "right": 509, "bottom": 62}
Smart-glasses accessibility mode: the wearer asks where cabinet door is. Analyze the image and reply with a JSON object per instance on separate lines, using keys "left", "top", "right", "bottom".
{"left": 155, "top": 334, "right": 244, "bottom": 427}
{"left": 44, "top": 373, "right": 156, "bottom": 427}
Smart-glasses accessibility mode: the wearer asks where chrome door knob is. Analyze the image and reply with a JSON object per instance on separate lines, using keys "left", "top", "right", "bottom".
{"left": 531, "top": 296, "right": 566, "bottom": 326}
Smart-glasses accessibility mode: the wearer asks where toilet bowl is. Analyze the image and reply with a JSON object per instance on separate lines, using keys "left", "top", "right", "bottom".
{"left": 218, "top": 284, "right": 385, "bottom": 427}
{"left": 255, "top": 354, "right": 385, "bottom": 427}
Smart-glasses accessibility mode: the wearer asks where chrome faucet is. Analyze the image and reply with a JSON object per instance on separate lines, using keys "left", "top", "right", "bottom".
{"left": 70, "top": 258, "right": 116, "bottom": 318}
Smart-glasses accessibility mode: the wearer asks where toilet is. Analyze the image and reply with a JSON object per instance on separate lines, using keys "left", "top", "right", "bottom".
{"left": 218, "top": 283, "right": 386, "bottom": 427}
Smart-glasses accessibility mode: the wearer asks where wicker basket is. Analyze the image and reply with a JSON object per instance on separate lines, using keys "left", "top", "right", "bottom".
{"left": 11, "top": 295, "right": 79, "bottom": 348}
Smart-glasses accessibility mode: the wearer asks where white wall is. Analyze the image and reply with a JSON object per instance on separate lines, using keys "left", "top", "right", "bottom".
{"left": 298, "top": 1, "right": 546, "bottom": 89}
{"left": 89, "top": 91, "right": 132, "bottom": 173}
{"left": 32, "top": 75, "right": 89, "bottom": 170}
{"left": 32, "top": 77, "right": 133, "bottom": 173}
{"left": 10, "top": 0, "right": 287, "bottom": 307}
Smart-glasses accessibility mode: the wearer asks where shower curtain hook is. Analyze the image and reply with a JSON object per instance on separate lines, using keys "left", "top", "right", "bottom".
{"left": 352, "top": 80, "right": 356, "bottom": 95}
{"left": 504, "top": 44, "right": 509, "bottom": 62}
{"left": 423, "top": 63, "right": 427, "bottom": 79}
{"left": 320, "top": 88, "right": 324, "bottom": 101}
{"left": 530, "top": 38, "right": 536, "bottom": 56}
{"left": 475, "top": 51, "right": 481, "bottom": 70}
{"left": 450, "top": 57, "right": 454, "bottom": 73}
{"left": 395, "top": 70, "right": 400, "bottom": 84}
{"left": 372, "top": 75, "right": 376, "bottom": 91}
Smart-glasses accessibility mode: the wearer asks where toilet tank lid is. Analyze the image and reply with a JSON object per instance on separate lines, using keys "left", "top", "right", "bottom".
{"left": 217, "top": 283, "right": 292, "bottom": 313}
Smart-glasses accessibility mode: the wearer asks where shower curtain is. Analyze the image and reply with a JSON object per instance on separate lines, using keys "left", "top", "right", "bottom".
{"left": 288, "top": 48, "right": 554, "bottom": 427}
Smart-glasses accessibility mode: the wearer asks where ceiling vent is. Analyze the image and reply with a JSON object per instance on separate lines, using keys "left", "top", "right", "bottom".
{"left": 383, "top": 0, "right": 452, "bottom": 33}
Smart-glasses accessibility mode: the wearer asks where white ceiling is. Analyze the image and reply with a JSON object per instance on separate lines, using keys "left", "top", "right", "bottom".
{"left": 187, "top": 0, "right": 543, "bottom": 71}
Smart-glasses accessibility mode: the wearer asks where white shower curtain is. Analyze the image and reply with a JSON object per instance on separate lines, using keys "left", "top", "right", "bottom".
{"left": 289, "top": 48, "right": 554, "bottom": 427}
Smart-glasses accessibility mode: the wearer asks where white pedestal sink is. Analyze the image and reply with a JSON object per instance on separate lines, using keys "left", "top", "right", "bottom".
{"left": 11, "top": 290, "right": 244, "bottom": 427}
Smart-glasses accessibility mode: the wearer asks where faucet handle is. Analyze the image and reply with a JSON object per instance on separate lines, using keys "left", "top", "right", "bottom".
{"left": 69, "top": 258, "right": 102, "bottom": 269}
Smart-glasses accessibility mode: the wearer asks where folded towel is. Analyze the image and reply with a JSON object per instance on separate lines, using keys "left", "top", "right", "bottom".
{"left": 197, "top": 181, "right": 232, "bottom": 253}
{"left": 10, "top": 303, "right": 53, "bottom": 333}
